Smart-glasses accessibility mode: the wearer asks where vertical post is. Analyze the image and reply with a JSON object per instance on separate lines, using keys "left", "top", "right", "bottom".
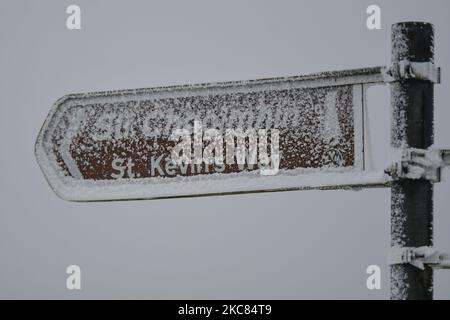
{"left": 390, "top": 22, "right": 435, "bottom": 300}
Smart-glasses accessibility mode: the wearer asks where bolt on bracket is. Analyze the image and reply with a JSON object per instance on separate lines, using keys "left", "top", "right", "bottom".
{"left": 383, "top": 61, "right": 441, "bottom": 83}
{"left": 388, "top": 246, "right": 450, "bottom": 270}
{"left": 441, "top": 149, "right": 450, "bottom": 166}
{"left": 385, "top": 148, "right": 445, "bottom": 182}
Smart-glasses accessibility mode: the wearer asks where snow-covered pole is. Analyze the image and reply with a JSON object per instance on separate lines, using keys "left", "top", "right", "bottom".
{"left": 390, "top": 22, "right": 435, "bottom": 300}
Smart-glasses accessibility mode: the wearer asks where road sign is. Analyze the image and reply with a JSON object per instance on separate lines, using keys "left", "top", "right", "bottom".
{"left": 35, "top": 67, "right": 387, "bottom": 201}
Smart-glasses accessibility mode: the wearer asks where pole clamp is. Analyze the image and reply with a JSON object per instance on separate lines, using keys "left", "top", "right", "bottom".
{"left": 388, "top": 246, "right": 450, "bottom": 270}
{"left": 442, "top": 149, "right": 450, "bottom": 166}
{"left": 383, "top": 61, "right": 441, "bottom": 83}
{"left": 385, "top": 148, "right": 445, "bottom": 182}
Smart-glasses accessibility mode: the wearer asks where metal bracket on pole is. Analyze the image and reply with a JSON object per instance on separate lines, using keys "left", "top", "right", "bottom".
{"left": 441, "top": 149, "right": 450, "bottom": 166}
{"left": 389, "top": 247, "right": 450, "bottom": 270}
{"left": 383, "top": 61, "right": 441, "bottom": 83}
{"left": 385, "top": 148, "right": 445, "bottom": 182}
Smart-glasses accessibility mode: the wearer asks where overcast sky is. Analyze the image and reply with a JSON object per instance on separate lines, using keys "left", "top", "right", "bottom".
{"left": 1, "top": 0, "right": 449, "bottom": 299}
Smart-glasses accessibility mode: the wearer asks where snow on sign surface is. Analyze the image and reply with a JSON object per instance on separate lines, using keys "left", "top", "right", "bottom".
{"left": 35, "top": 67, "right": 389, "bottom": 201}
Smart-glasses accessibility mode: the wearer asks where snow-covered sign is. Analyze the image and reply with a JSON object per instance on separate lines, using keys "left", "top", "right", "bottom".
{"left": 35, "top": 67, "right": 388, "bottom": 201}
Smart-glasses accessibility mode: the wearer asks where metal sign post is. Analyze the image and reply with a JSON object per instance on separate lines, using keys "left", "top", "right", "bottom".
{"left": 389, "top": 22, "right": 435, "bottom": 300}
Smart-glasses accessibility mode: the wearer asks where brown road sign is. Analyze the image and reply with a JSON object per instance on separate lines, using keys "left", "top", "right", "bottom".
{"left": 35, "top": 67, "right": 389, "bottom": 201}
